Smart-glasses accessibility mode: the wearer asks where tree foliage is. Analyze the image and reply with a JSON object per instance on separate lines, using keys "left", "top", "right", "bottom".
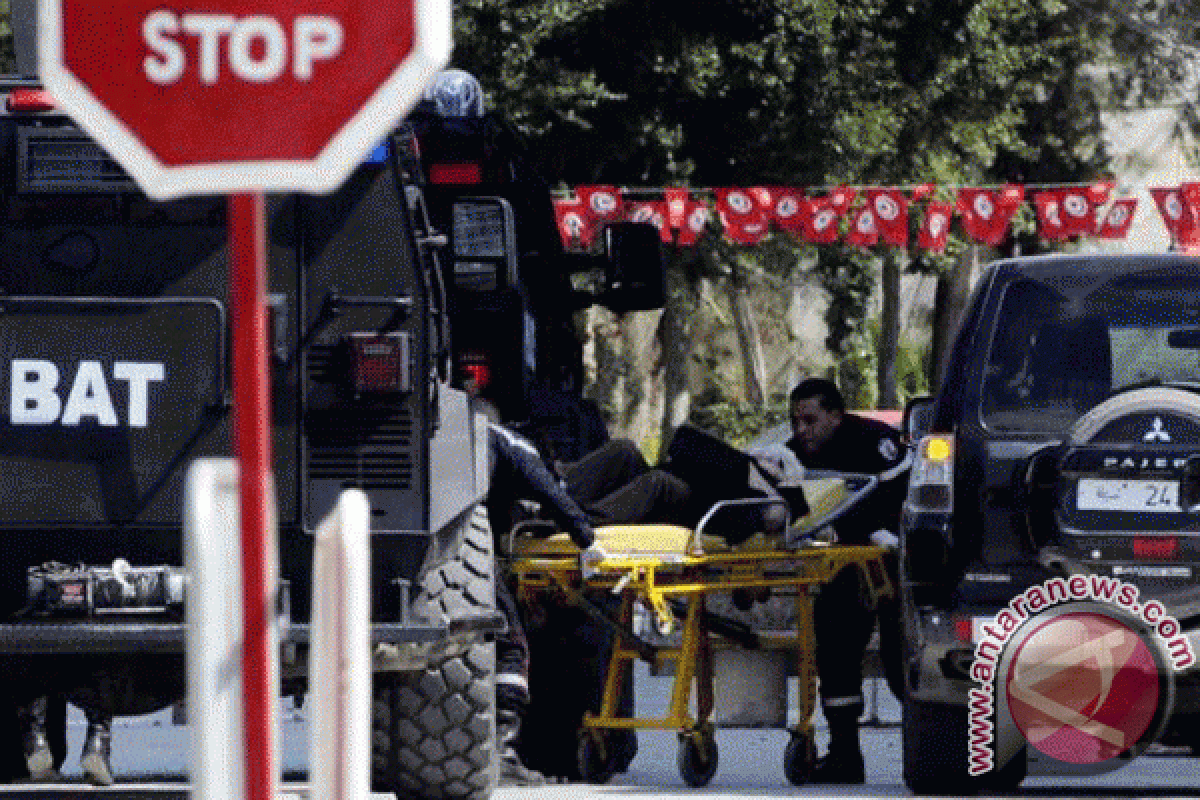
{"left": 453, "top": 0, "right": 1131, "bottom": 191}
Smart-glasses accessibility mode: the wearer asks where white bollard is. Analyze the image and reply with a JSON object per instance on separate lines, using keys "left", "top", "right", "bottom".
{"left": 184, "top": 458, "right": 281, "bottom": 800}
{"left": 311, "top": 489, "right": 371, "bottom": 800}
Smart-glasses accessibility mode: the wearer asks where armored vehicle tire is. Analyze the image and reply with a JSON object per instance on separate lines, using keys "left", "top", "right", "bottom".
{"left": 372, "top": 506, "right": 497, "bottom": 800}
{"left": 902, "top": 698, "right": 1025, "bottom": 796}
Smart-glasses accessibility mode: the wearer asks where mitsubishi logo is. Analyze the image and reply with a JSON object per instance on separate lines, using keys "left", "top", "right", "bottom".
{"left": 1143, "top": 417, "right": 1172, "bottom": 443}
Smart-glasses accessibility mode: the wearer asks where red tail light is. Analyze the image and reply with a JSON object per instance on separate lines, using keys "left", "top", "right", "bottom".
{"left": 7, "top": 89, "right": 56, "bottom": 112}
{"left": 954, "top": 616, "right": 974, "bottom": 644}
{"left": 429, "top": 162, "right": 483, "bottom": 184}
{"left": 462, "top": 362, "right": 492, "bottom": 391}
{"left": 1133, "top": 535, "right": 1178, "bottom": 560}
{"left": 348, "top": 332, "right": 411, "bottom": 393}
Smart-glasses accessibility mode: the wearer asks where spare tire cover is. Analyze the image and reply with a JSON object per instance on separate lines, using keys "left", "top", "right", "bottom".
{"left": 1057, "top": 387, "right": 1200, "bottom": 534}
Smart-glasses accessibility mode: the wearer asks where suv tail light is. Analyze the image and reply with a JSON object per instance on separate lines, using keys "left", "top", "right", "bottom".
{"left": 907, "top": 434, "right": 955, "bottom": 512}
{"left": 1133, "top": 535, "right": 1179, "bottom": 560}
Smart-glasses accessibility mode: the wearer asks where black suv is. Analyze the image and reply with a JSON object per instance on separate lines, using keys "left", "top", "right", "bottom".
{"left": 899, "top": 253, "right": 1200, "bottom": 793}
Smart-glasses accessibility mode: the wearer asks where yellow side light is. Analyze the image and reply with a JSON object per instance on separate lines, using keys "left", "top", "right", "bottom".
{"left": 924, "top": 436, "right": 952, "bottom": 462}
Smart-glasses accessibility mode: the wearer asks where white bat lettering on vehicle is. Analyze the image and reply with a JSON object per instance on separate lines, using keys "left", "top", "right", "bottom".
{"left": 10, "top": 360, "right": 165, "bottom": 428}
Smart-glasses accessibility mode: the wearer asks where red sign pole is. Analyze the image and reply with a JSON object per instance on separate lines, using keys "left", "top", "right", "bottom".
{"left": 229, "top": 191, "right": 275, "bottom": 800}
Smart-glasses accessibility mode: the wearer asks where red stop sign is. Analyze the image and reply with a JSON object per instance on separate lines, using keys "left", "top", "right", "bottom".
{"left": 38, "top": 0, "right": 451, "bottom": 198}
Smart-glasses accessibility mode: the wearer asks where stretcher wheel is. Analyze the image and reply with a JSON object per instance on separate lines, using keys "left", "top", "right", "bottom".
{"left": 576, "top": 731, "right": 617, "bottom": 785}
{"left": 784, "top": 730, "right": 816, "bottom": 786}
{"left": 677, "top": 732, "right": 718, "bottom": 788}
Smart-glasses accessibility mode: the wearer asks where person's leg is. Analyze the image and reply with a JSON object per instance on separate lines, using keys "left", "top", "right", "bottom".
{"left": 561, "top": 439, "right": 648, "bottom": 509}
{"left": 811, "top": 566, "right": 875, "bottom": 784}
{"left": 80, "top": 707, "right": 113, "bottom": 786}
{"left": 587, "top": 469, "right": 692, "bottom": 526}
{"left": 494, "top": 574, "right": 545, "bottom": 787}
{"left": 18, "top": 696, "right": 55, "bottom": 781}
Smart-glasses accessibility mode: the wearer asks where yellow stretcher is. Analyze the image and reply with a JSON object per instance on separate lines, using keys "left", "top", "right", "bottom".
{"left": 507, "top": 477, "right": 896, "bottom": 788}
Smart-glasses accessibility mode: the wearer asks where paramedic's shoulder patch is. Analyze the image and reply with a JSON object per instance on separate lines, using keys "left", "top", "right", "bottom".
{"left": 878, "top": 437, "right": 898, "bottom": 462}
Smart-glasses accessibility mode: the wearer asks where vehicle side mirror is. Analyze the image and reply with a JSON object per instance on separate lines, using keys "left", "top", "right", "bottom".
{"left": 903, "top": 396, "right": 936, "bottom": 442}
{"left": 600, "top": 222, "right": 665, "bottom": 312}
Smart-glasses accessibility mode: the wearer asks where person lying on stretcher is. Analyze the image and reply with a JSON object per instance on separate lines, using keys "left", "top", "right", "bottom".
{"left": 501, "top": 420, "right": 822, "bottom": 569}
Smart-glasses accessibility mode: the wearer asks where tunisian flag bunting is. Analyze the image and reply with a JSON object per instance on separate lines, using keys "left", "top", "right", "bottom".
{"left": 1034, "top": 191, "right": 1068, "bottom": 241}
{"left": 676, "top": 200, "right": 712, "bottom": 246}
{"left": 553, "top": 197, "right": 596, "bottom": 249}
{"left": 918, "top": 201, "right": 954, "bottom": 252}
{"left": 828, "top": 186, "right": 858, "bottom": 212}
{"left": 663, "top": 188, "right": 690, "bottom": 230}
{"left": 1097, "top": 198, "right": 1137, "bottom": 239}
{"left": 575, "top": 185, "right": 625, "bottom": 221}
{"left": 803, "top": 197, "right": 841, "bottom": 243}
{"left": 1150, "top": 187, "right": 1200, "bottom": 246}
{"left": 956, "top": 185, "right": 1024, "bottom": 245}
{"left": 1059, "top": 189, "right": 1098, "bottom": 236}
{"left": 771, "top": 188, "right": 808, "bottom": 233}
{"left": 1088, "top": 181, "right": 1115, "bottom": 205}
{"left": 867, "top": 188, "right": 909, "bottom": 246}
{"left": 845, "top": 206, "right": 879, "bottom": 248}
{"left": 627, "top": 202, "right": 673, "bottom": 244}
{"left": 716, "top": 188, "right": 770, "bottom": 244}
{"left": 747, "top": 187, "right": 777, "bottom": 212}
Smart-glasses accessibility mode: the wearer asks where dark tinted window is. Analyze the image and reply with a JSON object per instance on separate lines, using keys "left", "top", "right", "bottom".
{"left": 981, "top": 267, "right": 1200, "bottom": 432}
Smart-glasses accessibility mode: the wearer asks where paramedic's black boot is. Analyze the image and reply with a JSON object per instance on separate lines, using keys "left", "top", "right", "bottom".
{"left": 497, "top": 709, "right": 546, "bottom": 788}
{"left": 80, "top": 717, "right": 113, "bottom": 787}
{"left": 811, "top": 704, "right": 865, "bottom": 785}
{"left": 20, "top": 697, "right": 56, "bottom": 782}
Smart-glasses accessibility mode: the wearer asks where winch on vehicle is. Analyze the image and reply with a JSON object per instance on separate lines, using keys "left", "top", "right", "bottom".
{"left": 26, "top": 560, "right": 186, "bottom": 616}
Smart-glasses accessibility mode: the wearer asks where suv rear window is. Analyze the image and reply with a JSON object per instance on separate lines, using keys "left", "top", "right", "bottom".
{"left": 982, "top": 270, "right": 1200, "bottom": 433}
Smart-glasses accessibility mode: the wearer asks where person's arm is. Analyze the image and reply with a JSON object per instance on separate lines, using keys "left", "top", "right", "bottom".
{"left": 490, "top": 424, "right": 595, "bottom": 548}
{"left": 832, "top": 424, "right": 912, "bottom": 545}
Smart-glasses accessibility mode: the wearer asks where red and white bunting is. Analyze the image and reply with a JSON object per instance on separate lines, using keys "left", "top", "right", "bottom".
{"left": 575, "top": 185, "right": 625, "bottom": 221}
{"left": 1150, "top": 187, "right": 1200, "bottom": 246}
{"left": 1096, "top": 198, "right": 1137, "bottom": 239}
{"left": 918, "top": 201, "right": 954, "bottom": 252}
{"left": 1034, "top": 191, "right": 1068, "bottom": 241}
{"left": 845, "top": 205, "right": 879, "bottom": 248}
{"left": 553, "top": 197, "right": 597, "bottom": 249}
{"left": 955, "top": 185, "right": 1023, "bottom": 246}
{"left": 551, "top": 182, "right": 1152, "bottom": 251}
{"left": 626, "top": 201, "right": 673, "bottom": 244}
{"left": 803, "top": 197, "right": 842, "bottom": 244}
{"left": 771, "top": 188, "right": 808, "bottom": 234}
{"left": 867, "top": 188, "right": 909, "bottom": 247}
{"left": 676, "top": 201, "right": 712, "bottom": 246}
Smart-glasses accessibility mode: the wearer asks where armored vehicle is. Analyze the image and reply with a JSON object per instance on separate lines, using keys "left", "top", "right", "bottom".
{"left": 0, "top": 66, "right": 662, "bottom": 799}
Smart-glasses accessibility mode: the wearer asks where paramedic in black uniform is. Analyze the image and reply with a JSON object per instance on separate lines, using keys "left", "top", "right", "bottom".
{"left": 785, "top": 378, "right": 911, "bottom": 784}
{"left": 484, "top": 416, "right": 601, "bottom": 787}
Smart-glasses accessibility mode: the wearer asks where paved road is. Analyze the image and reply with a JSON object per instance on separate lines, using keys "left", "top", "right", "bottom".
{"left": 12, "top": 666, "right": 1200, "bottom": 797}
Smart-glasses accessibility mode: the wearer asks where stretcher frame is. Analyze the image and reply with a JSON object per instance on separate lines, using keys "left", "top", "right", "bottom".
{"left": 508, "top": 479, "right": 896, "bottom": 787}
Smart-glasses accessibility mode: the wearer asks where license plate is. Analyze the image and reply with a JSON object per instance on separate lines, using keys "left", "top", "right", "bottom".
{"left": 1076, "top": 478, "right": 1181, "bottom": 513}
